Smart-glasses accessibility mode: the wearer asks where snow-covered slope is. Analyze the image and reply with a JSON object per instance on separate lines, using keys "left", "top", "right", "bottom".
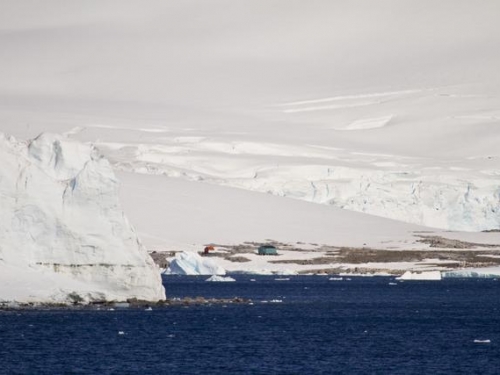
{"left": 1, "top": 1, "right": 500, "bottom": 245}
{"left": 99, "top": 123, "right": 499, "bottom": 231}
{"left": 117, "top": 171, "right": 432, "bottom": 250}
{"left": 0, "top": 133, "right": 165, "bottom": 303}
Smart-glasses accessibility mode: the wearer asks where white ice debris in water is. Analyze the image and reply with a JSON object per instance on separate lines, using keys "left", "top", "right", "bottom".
{"left": 473, "top": 339, "right": 491, "bottom": 344}
{"left": 0, "top": 133, "right": 165, "bottom": 304}
{"left": 166, "top": 251, "right": 226, "bottom": 275}
{"left": 396, "top": 271, "right": 442, "bottom": 281}
{"left": 205, "top": 275, "right": 236, "bottom": 282}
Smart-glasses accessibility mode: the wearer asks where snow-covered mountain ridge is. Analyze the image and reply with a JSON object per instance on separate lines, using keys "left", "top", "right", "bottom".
{"left": 96, "top": 130, "right": 500, "bottom": 232}
{"left": 62, "top": 83, "right": 500, "bottom": 232}
{"left": 0, "top": 132, "right": 165, "bottom": 303}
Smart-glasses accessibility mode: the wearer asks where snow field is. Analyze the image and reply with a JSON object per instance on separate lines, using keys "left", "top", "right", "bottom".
{"left": 95, "top": 121, "right": 500, "bottom": 232}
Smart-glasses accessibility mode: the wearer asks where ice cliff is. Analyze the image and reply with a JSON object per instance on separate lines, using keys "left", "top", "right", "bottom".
{"left": 0, "top": 133, "right": 165, "bottom": 303}
{"left": 443, "top": 267, "right": 500, "bottom": 279}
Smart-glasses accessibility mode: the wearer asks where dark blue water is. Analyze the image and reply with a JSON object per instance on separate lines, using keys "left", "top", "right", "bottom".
{"left": 1, "top": 276, "right": 500, "bottom": 374}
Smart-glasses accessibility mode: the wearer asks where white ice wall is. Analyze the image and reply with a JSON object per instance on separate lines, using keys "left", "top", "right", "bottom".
{"left": 0, "top": 133, "right": 165, "bottom": 303}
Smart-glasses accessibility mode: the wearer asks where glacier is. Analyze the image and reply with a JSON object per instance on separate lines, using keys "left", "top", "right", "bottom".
{"left": 105, "top": 141, "right": 500, "bottom": 232}
{"left": 397, "top": 267, "right": 500, "bottom": 280}
{"left": 442, "top": 267, "right": 500, "bottom": 279}
{"left": 0, "top": 133, "right": 165, "bottom": 304}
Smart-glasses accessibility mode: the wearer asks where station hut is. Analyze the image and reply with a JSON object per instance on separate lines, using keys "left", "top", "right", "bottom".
{"left": 203, "top": 245, "right": 215, "bottom": 256}
{"left": 258, "top": 245, "right": 278, "bottom": 256}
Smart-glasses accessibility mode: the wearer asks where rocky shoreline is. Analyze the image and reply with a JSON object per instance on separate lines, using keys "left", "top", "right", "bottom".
{"left": 151, "top": 235, "right": 500, "bottom": 276}
{"left": 0, "top": 297, "right": 252, "bottom": 311}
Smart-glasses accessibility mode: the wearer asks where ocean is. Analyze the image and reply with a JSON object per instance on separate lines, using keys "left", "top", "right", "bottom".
{"left": 1, "top": 276, "right": 499, "bottom": 374}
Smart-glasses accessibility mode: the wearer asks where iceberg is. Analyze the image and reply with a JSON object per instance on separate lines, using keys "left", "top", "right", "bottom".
{"left": 0, "top": 133, "right": 165, "bottom": 304}
{"left": 166, "top": 251, "right": 226, "bottom": 275}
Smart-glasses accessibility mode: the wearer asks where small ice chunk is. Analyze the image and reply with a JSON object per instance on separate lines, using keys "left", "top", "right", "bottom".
{"left": 206, "top": 275, "right": 236, "bottom": 282}
{"left": 473, "top": 339, "right": 491, "bottom": 344}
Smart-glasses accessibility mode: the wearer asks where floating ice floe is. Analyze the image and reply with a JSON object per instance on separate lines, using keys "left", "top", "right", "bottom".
{"left": 275, "top": 269, "right": 298, "bottom": 276}
{"left": 473, "top": 339, "right": 491, "bottom": 344}
{"left": 396, "top": 271, "right": 442, "bottom": 281}
{"left": 205, "top": 275, "right": 236, "bottom": 282}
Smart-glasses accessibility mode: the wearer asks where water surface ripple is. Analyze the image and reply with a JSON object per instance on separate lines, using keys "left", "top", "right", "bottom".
{"left": 1, "top": 276, "right": 499, "bottom": 374}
